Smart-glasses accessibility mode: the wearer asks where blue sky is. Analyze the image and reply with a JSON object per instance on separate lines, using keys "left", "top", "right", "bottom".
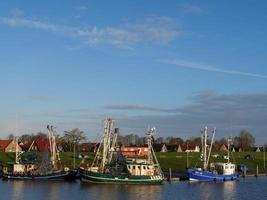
{"left": 0, "top": 1, "right": 267, "bottom": 144}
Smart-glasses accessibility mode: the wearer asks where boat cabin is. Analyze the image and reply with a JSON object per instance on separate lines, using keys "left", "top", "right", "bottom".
{"left": 127, "top": 164, "right": 155, "bottom": 176}
{"left": 13, "top": 164, "right": 36, "bottom": 173}
{"left": 210, "top": 162, "right": 236, "bottom": 175}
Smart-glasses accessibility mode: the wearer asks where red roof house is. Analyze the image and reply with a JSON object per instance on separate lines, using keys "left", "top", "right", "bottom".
{"left": 0, "top": 140, "right": 22, "bottom": 152}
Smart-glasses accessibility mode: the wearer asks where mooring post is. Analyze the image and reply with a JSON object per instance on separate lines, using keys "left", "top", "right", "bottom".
{"left": 243, "top": 166, "right": 246, "bottom": 178}
{"left": 256, "top": 165, "right": 259, "bottom": 177}
{"left": 169, "top": 168, "right": 172, "bottom": 183}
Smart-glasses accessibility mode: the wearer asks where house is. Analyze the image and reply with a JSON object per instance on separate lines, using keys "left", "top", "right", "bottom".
{"left": 254, "top": 147, "right": 262, "bottom": 152}
{"left": 177, "top": 144, "right": 183, "bottom": 152}
{"left": 219, "top": 144, "right": 228, "bottom": 152}
{"left": 0, "top": 140, "right": 22, "bottom": 152}
{"left": 232, "top": 147, "right": 242, "bottom": 152}
{"left": 120, "top": 146, "right": 149, "bottom": 157}
{"left": 166, "top": 144, "right": 179, "bottom": 152}
{"left": 27, "top": 138, "right": 50, "bottom": 152}
{"left": 177, "top": 144, "right": 200, "bottom": 153}
{"left": 152, "top": 144, "right": 163, "bottom": 152}
{"left": 160, "top": 144, "right": 168, "bottom": 152}
{"left": 153, "top": 143, "right": 168, "bottom": 153}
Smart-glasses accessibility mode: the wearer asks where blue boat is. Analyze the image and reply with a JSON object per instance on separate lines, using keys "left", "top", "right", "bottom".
{"left": 188, "top": 165, "right": 238, "bottom": 182}
{"left": 187, "top": 127, "right": 238, "bottom": 182}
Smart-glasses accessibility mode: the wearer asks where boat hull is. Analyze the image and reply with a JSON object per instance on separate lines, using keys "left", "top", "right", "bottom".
{"left": 2, "top": 170, "right": 77, "bottom": 181}
{"left": 187, "top": 168, "right": 238, "bottom": 182}
{"left": 80, "top": 170, "right": 164, "bottom": 185}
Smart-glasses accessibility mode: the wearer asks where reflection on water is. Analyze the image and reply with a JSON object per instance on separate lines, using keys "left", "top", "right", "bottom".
{"left": 11, "top": 180, "right": 25, "bottom": 200}
{"left": 80, "top": 183, "right": 162, "bottom": 200}
{"left": 0, "top": 178, "right": 266, "bottom": 200}
{"left": 223, "top": 181, "right": 236, "bottom": 199}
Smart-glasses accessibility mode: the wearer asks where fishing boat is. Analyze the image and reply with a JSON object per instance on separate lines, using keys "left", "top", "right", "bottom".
{"left": 80, "top": 118, "right": 164, "bottom": 184}
{"left": 187, "top": 127, "right": 238, "bottom": 182}
{"left": 3, "top": 125, "right": 76, "bottom": 180}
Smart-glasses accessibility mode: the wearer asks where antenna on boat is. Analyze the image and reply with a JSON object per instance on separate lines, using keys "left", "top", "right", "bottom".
{"left": 15, "top": 114, "right": 21, "bottom": 164}
{"left": 227, "top": 137, "right": 232, "bottom": 163}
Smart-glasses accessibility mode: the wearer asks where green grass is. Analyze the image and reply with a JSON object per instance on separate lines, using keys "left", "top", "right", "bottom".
{"left": 156, "top": 152, "right": 267, "bottom": 172}
{"left": 0, "top": 151, "right": 266, "bottom": 173}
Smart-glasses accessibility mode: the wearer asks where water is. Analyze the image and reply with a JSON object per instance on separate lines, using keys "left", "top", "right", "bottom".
{"left": 1, "top": 177, "right": 267, "bottom": 200}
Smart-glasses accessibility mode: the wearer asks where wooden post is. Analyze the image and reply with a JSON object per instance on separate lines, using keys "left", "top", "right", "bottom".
{"left": 243, "top": 166, "right": 246, "bottom": 177}
{"left": 169, "top": 168, "right": 172, "bottom": 183}
{"left": 256, "top": 165, "right": 259, "bottom": 177}
{"left": 264, "top": 147, "right": 266, "bottom": 170}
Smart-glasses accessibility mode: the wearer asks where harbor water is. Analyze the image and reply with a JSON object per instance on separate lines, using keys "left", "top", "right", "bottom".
{"left": 0, "top": 177, "right": 267, "bottom": 200}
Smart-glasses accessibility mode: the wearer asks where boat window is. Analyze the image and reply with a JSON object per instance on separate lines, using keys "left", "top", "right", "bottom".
{"left": 143, "top": 166, "right": 146, "bottom": 170}
{"left": 138, "top": 166, "right": 141, "bottom": 169}
{"left": 133, "top": 166, "right": 135, "bottom": 170}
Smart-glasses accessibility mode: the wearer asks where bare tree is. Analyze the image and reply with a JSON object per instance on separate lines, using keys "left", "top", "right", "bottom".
{"left": 63, "top": 128, "right": 87, "bottom": 151}
{"left": 234, "top": 130, "right": 255, "bottom": 151}
{"left": 7, "top": 133, "right": 15, "bottom": 140}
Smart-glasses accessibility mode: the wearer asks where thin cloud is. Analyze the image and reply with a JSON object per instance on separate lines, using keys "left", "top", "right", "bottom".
{"left": 105, "top": 105, "right": 177, "bottom": 113}
{"left": 162, "top": 59, "right": 267, "bottom": 79}
{"left": 76, "top": 6, "right": 88, "bottom": 11}
{"left": 0, "top": 16, "right": 182, "bottom": 47}
{"left": 180, "top": 4, "right": 204, "bottom": 14}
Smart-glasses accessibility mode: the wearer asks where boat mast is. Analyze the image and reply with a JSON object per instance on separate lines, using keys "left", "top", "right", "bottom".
{"left": 47, "top": 125, "right": 58, "bottom": 169}
{"left": 227, "top": 138, "right": 232, "bottom": 163}
{"left": 203, "top": 127, "right": 207, "bottom": 170}
{"left": 147, "top": 127, "right": 162, "bottom": 174}
{"left": 206, "top": 128, "right": 216, "bottom": 167}
{"left": 100, "top": 118, "right": 113, "bottom": 172}
{"left": 15, "top": 137, "right": 20, "bottom": 164}
{"left": 147, "top": 128, "right": 155, "bottom": 165}
{"left": 203, "top": 127, "right": 216, "bottom": 171}
{"left": 15, "top": 115, "right": 21, "bottom": 164}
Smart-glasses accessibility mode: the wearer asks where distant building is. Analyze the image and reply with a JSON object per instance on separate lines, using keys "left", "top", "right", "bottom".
{"left": 177, "top": 144, "right": 200, "bottom": 153}
{"left": 26, "top": 138, "right": 50, "bottom": 152}
{"left": 166, "top": 144, "right": 178, "bottom": 152}
{"left": 160, "top": 144, "right": 168, "bottom": 153}
{"left": 254, "top": 147, "right": 262, "bottom": 152}
{"left": 152, "top": 144, "right": 168, "bottom": 152}
{"left": 232, "top": 147, "right": 242, "bottom": 152}
{"left": 219, "top": 144, "right": 228, "bottom": 152}
{"left": 0, "top": 140, "right": 22, "bottom": 152}
{"left": 177, "top": 144, "right": 183, "bottom": 152}
{"left": 185, "top": 144, "right": 200, "bottom": 153}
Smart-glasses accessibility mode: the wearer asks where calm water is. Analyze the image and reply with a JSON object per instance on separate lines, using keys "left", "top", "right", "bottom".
{"left": 1, "top": 177, "right": 267, "bottom": 200}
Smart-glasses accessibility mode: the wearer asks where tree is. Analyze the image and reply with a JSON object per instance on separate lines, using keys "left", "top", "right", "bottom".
{"left": 169, "top": 137, "right": 184, "bottom": 145}
{"left": 63, "top": 128, "right": 87, "bottom": 151}
{"left": 234, "top": 130, "right": 255, "bottom": 151}
{"left": 7, "top": 133, "right": 15, "bottom": 140}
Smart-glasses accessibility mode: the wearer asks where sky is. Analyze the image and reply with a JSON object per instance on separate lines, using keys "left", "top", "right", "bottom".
{"left": 0, "top": 0, "right": 266, "bottom": 145}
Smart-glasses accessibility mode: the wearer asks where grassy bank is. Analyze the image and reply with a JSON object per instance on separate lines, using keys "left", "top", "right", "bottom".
{"left": 0, "top": 152, "right": 266, "bottom": 173}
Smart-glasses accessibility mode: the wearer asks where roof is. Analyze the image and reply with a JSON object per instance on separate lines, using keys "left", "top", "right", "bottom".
{"left": 180, "top": 144, "right": 198, "bottom": 151}
{"left": 153, "top": 144, "right": 166, "bottom": 152}
{"left": 35, "top": 138, "right": 50, "bottom": 152}
{"left": 0, "top": 140, "right": 13, "bottom": 151}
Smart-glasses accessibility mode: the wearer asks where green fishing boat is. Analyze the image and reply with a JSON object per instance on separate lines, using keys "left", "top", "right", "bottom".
{"left": 80, "top": 118, "right": 164, "bottom": 184}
